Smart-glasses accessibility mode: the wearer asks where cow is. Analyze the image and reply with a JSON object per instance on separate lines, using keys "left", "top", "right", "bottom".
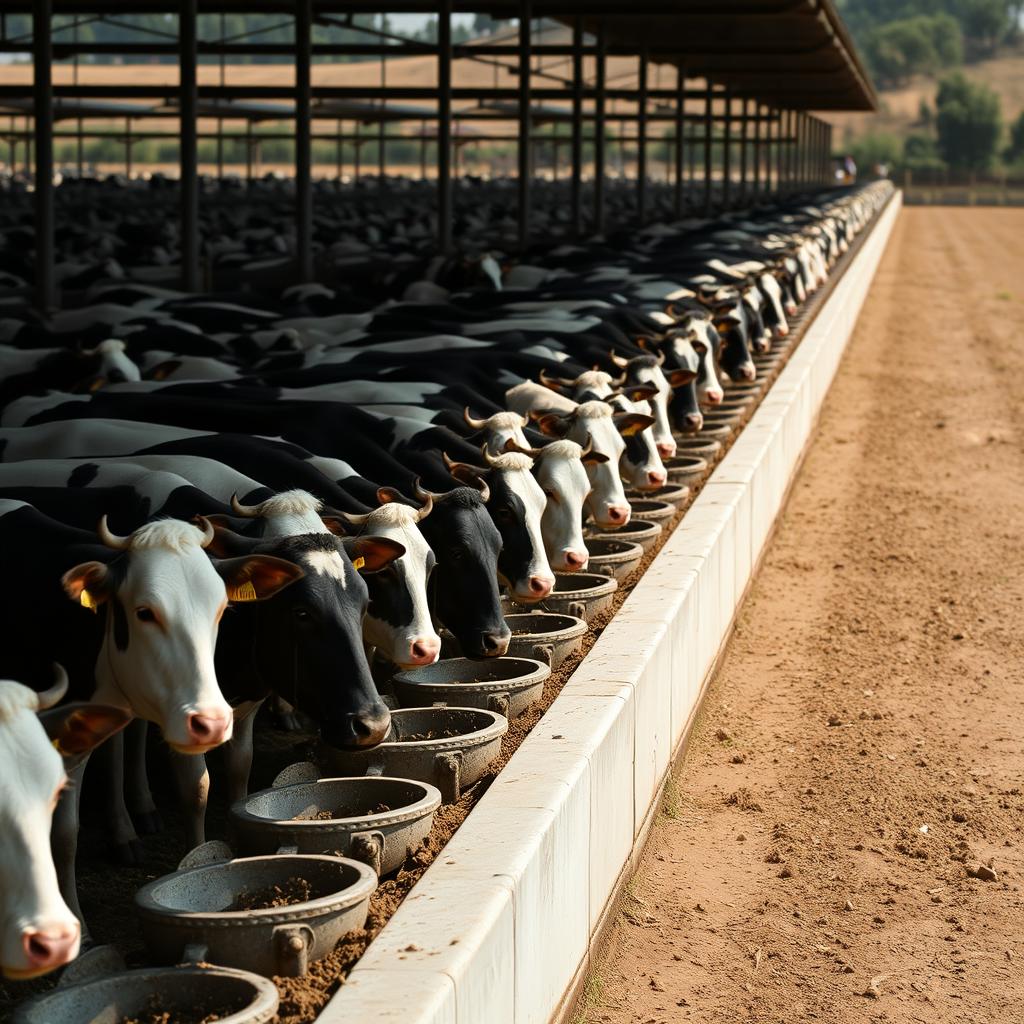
{"left": 0, "top": 668, "right": 129, "bottom": 978}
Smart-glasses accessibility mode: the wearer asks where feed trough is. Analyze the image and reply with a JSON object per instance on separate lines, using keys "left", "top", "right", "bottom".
{"left": 664, "top": 454, "right": 709, "bottom": 486}
{"left": 587, "top": 517, "right": 662, "bottom": 553}
{"left": 627, "top": 498, "right": 676, "bottom": 525}
{"left": 12, "top": 965, "right": 279, "bottom": 1024}
{"left": 134, "top": 853, "right": 376, "bottom": 977}
{"left": 322, "top": 706, "right": 508, "bottom": 803}
{"left": 515, "top": 571, "right": 617, "bottom": 621}
{"left": 504, "top": 611, "right": 588, "bottom": 668}
{"left": 584, "top": 537, "right": 644, "bottom": 581}
{"left": 628, "top": 483, "right": 690, "bottom": 509}
{"left": 703, "top": 405, "right": 744, "bottom": 425}
{"left": 231, "top": 774, "right": 442, "bottom": 877}
{"left": 391, "top": 656, "right": 550, "bottom": 718}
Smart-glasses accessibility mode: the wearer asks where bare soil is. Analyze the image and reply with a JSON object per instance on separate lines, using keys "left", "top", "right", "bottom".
{"left": 575, "top": 207, "right": 1024, "bottom": 1024}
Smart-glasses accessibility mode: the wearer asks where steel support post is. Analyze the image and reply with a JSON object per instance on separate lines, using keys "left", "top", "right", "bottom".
{"left": 570, "top": 17, "right": 583, "bottom": 237}
{"left": 721, "top": 90, "right": 732, "bottom": 208}
{"left": 517, "top": 1, "right": 532, "bottom": 252}
{"left": 295, "top": 0, "right": 313, "bottom": 282}
{"left": 702, "top": 80, "right": 713, "bottom": 214}
{"left": 179, "top": 0, "right": 199, "bottom": 292}
{"left": 763, "top": 108, "right": 772, "bottom": 196}
{"left": 636, "top": 47, "right": 648, "bottom": 225}
{"left": 673, "top": 63, "right": 685, "bottom": 218}
{"left": 437, "top": 0, "right": 453, "bottom": 252}
{"left": 33, "top": 0, "right": 55, "bottom": 313}
{"left": 594, "top": 23, "right": 607, "bottom": 234}
{"left": 753, "top": 101, "right": 761, "bottom": 195}
{"left": 739, "top": 96, "right": 749, "bottom": 205}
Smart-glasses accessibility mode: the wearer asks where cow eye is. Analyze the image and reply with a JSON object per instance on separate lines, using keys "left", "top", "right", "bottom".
{"left": 292, "top": 606, "right": 311, "bottom": 622}
{"left": 135, "top": 607, "right": 157, "bottom": 624}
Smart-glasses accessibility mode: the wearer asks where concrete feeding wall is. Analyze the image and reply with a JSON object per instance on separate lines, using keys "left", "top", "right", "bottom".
{"left": 319, "top": 190, "right": 903, "bottom": 1024}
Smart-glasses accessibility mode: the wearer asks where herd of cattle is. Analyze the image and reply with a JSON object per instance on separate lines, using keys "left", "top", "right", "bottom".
{"left": 0, "top": 178, "right": 891, "bottom": 986}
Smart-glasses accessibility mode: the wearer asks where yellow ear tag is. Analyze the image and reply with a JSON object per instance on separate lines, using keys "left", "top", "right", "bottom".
{"left": 352, "top": 556, "right": 366, "bottom": 571}
{"left": 51, "top": 737, "right": 66, "bottom": 755}
{"left": 228, "top": 580, "right": 258, "bottom": 602}
{"left": 80, "top": 589, "right": 97, "bottom": 611}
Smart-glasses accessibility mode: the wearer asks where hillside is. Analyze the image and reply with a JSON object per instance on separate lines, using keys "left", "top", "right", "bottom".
{"left": 824, "top": 44, "right": 1024, "bottom": 147}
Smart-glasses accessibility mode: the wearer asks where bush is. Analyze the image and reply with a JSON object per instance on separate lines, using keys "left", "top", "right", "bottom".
{"left": 935, "top": 71, "right": 1003, "bottom": 171}
{"left": 848, "top": 132, "right": 903, "bottom": 170}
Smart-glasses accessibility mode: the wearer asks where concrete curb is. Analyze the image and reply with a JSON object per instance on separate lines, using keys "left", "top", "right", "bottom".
{"left": 318, "top": 190, "right": 903, "bottom": 1024}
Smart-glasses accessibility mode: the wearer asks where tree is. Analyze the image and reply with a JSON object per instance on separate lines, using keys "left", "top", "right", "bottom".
{"left": 935, "top": 71, "right": 1003, "bottom": 171}
{"left": 955, "top": 0, "right": 1012, "bottom": 53}
{"left": 1006, "top": 110, "right": 1024, "bottom": 162}
{"left": 863, "top": 14, "right": 963, "bottom": 87}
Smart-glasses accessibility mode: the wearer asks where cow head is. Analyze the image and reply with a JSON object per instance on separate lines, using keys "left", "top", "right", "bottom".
{"left": 330, "top": 486, "right": 441, "bottom": 669}
{"left": 504, "top": 436, "right": 602, "bottom": 572}
{"left": 608, "top": 351, "right": 697, "bottom": 459}
{"left": 205, "top": 522, "right": 402, "bottom": 750}
{"left": 0, "top": 669, "right": 129, "bottom": 979}
{"left": 444, "top": 448, "right": 555, "bottom": 603}
{"left": 413, "top": 483, "right": 509, "bottom": 658}
{"left": 62, "top": 517, "right": 302, "bottom": 754}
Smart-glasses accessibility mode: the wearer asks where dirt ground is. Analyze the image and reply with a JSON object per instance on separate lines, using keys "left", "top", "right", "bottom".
{"left": 577, "top": 207, "right": 1024, "bottom": 1024}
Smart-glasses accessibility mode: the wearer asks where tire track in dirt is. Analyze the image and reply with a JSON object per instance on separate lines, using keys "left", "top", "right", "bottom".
{"left": 575, "top": 208, "right": 1024, "bottom": 1024}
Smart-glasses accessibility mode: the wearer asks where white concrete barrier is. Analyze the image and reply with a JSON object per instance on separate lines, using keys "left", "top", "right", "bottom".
{"left": 319, "top": 190, "right": 903, "bottom": 1024}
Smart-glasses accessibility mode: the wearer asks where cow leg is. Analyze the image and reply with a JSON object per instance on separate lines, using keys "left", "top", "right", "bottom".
{"left": 172, "top": 751, "right": 210, "bottom": 852}
{"left": 123, "top": 719, "right": 161, "bottom": 835}
{"left": 51, "top": 757, "right": 89, "bottom": 941}
{"left": 93, "top": 730, "right": 145, "bottom": 865}
{"left": 226, "top": 700, "right": 262, "bottom": 804}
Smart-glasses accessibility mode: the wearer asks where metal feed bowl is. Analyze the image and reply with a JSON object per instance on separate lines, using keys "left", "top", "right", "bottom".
{"left": 512, "top": 571, "right": 617, "bottom": 622}
{"left": 503, "top": 612, "right": 588, "bottom": 669}
{"left": 663, "top": 454, "right": 709, "bottom": 485}
{"left": 135, "top": 853, "right": 376, "bottom": 978}
{"left": 583, "top": 537, "right": 644, "bottom": 581}
{"left": 322, "top": 706, "right": 508, "bottom": 803}
{"left": 392, "top": 656, "right": 550, "bottom": 718}
{"left": 627, "top": 498, "right": 676, "bottom": 525}
{"left": 586, "top": 518, "right": 662, "bottom": 554}
{"left": 13, "top": 965, "right": 279, "bottom": 1024}
{"left": 231, "top": 776, "right": 442, "bottom": 877}
{"left": 672, "top": 437, "right": 720, "bottom": 461}
{"left": 628, "top": 483, "right": 690, "bottom": 510}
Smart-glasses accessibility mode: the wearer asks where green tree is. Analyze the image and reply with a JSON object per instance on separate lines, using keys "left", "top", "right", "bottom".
{"left": 955, "top": 0, "right": 1012, "bottom": 52}
{"left": 1005, "top": 110, "right": 1024, "bottom": 161}
{"left": 863, "top": 14, "right": 963, "bottom": 86}
{"left": 935, "top": 71, "right": 1003, "bottom": 170}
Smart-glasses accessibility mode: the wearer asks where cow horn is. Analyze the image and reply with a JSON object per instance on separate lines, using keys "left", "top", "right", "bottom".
{"left": 463, "top": 406, "right": 488, "bottom": 430}
{"left": 609, "top": 350, "right": 629, "bottom": 369}
{"left": 36, "top": 663, "right": 70, "bottom": 711}
{"left": 414, "top": 479, "right": 447, "bottom": 504}
{"left": 579, "top": 433, "right": 595, "bottom": 459}
{"left": 654, "top": 348, "right": 666, "bottom": 366}
{"left": 473, "top": 477, "right": 490, "bottom": 503}
{"left": 414, "top": 484, "right": 433, "bottom": 522}
{"left": 503, "top": 438, "right": 543, "bottom": 458}
{"left": 538, "top": 368, "right": 566, "bottom": 390}
{"left": 339, "top": 509, "right": 373, "bottom": 526}
{"left": 230, "top": 493, "right": 262, "bottom": 518}
{"left": 194, "top": 515, "right": 216, "bottom": 548}
{"left": 97, "top": 515, "right": 131, "bottom": 551}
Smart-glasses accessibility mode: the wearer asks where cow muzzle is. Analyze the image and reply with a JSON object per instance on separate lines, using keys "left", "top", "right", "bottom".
{"left": 404, "top": 635, "right": 442, "bottom": 667}
{"left": 12, "top": 924, "right": 80, "bottom": 979}
{"left": 328, "top": 703, "right": 392, "bottom": 750}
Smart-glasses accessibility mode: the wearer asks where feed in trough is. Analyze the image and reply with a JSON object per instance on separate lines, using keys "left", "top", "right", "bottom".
{"left": 230, "top": 877, "right": 313, "bottom": 912}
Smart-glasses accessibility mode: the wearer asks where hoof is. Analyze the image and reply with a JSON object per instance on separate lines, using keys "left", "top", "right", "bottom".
{"left": 110, "top": 838, "right": 146, "bottom": 867}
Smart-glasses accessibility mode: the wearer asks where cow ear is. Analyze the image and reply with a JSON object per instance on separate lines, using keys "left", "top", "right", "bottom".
{"left": 62, "top": 561, "right": 111, "bottom": 612}
{"left": 215, "top": 555, "right": 305, "bottom": 602}
{"left": 667, "top": 368, "right": 698, "bottom": 387}
{"left": 376, "top": 486, "right": 409, "bottom": 506}
{"left": 144, "top": 359, "right": 182, "bottom": 382}
{"left": 344, "top": 536, "right": 406, "bottom": 574}
{"left": 39, "top": 703, "right": 133, "bottom": 763}
{"left": 581, "top": 449, "right": 609, "bottom": 466}
{"left": 203, "top": 521, "right": 260, "bottom": 558}
{"left": 319, "top": 515, "right": 348, "bottom": 536}
{"left": 623, "top": 384, "right": 658, "bottom": 403}
{"left": 534, "top": 413, "right": 570, "bottom": 438}
{"left": 614, "top": 413, "right": 656, "bottom": 437}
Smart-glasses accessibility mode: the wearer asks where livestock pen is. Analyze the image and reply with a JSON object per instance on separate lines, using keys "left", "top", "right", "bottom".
{"left": 0, "top": 5, "right": 911, "bottom": 1024}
